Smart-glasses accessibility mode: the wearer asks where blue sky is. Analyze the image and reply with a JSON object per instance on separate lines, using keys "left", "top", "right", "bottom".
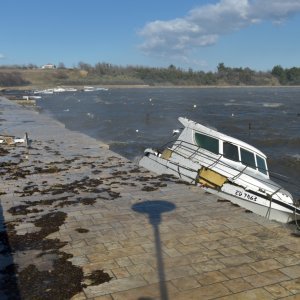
{"left": 1, "top": 0, "right": 300, "bottom": 71}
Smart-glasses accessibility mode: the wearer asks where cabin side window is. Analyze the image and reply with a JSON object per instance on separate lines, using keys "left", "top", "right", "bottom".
{"left": 194, "top": 132, "right": 219, "bottom": 155}
{"left": 256, "top": 155, "right": 268, "bottom": 175}
{"left": 223, "top": 142, "right": 239, "bottom": 162}
{"left": 240, "top": 148, "right": 256, "bottom": 169}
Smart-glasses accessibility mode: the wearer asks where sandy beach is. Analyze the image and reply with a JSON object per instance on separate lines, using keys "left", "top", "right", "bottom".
{"left": 0, "top": 96, "right": 299, "bottom": 299}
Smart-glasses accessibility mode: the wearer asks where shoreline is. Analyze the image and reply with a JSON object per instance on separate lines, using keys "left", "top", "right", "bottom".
{"left": 2, "top": 84, "right": 300, "bottom": 92}
{"left": 0, "top": 97, "right": 299, "bottom": 299}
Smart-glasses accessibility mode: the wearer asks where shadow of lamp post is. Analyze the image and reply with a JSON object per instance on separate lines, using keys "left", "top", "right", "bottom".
{"left": 132, "top": 200, "right": 176, "bottom": 300}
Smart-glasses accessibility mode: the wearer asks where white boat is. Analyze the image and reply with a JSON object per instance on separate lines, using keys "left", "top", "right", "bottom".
{"left": 23, "top": 95, "right": 42, "bottom": 100}
{"left": 139, "top": 117, "right": 300, "bottom": 224}
{"left": 83, "top": 86, "right": 108, "bottom": 92}
{"left": 53, "top": 87, "right": 67, "bottom": 93}
{"left": 34, "top": 89, "right": 54, "bottom": 94}
{"left": 64, "top": 87, "right": 77, "bottom": 92}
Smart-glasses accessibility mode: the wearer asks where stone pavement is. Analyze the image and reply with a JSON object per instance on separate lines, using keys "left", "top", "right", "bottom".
{"left": 0, "top": 97, "right": 299, "bottom": 299}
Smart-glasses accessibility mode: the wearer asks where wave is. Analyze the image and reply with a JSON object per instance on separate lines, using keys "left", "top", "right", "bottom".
{"left": 253, "top": 137, "right": 300, "bottom": 148}
{"left": 224, "top": 103, "right": 240, "bottom": 106}
{"left": 291, "top": 154, "right": 300, "bottom": 160}
{"left": 268, "top": 156, "right": 300, "bottom": 197}
{"left": 262, "top": 102, "right": 283, "bottom": 108}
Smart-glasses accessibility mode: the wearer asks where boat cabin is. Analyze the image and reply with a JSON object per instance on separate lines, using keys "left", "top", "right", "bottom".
{"left": 177, "top": 117, "right": 269, "bottom": 178}
{"left": 194, "top": 131, "right": 268, "bottom": 176}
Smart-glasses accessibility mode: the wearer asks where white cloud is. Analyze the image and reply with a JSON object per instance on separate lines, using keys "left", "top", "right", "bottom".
{"left": 138, "top": 0, "right": 300, "bottom": 62}
{"left": 0, "top": 53, "right": 5, "bottom": 59}
{"left": 249, "top": 0, "right": 300, "bottom": 22}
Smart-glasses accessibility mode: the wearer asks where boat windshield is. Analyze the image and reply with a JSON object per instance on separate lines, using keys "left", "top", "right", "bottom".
{"left": 256, "top": 155, "right": 268, "bottom": 175}
{"left": 240, "top": 148, "right": 256, "bottom": 169}
{"left": 195, "top": 132, "right": 219, "bottom": 155}
{"left": 223, "top": 142, "right": 239, "bottom": 162}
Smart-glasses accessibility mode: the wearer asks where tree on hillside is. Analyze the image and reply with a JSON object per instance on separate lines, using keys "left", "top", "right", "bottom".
{"left": 0, "top": 72, "right": 31, "bottom": 86}
{"left": 58, "top": 62, "right": 66, "bottom": 69}
{"left": 78, "top": 62, "right": 93, "bottom": 72}
{"left": 271, "top": 65, "right": 286, "bottom": 84}
{"left": 286, "top": 67, "right": 300, "bottom": 85}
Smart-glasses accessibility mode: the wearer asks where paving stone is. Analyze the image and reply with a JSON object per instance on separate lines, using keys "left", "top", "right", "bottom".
{"left": 202, "top": 240, "right": 222, "bottom": 250}
{"left": 103, "top": 242, "right": 122, "bottom": 251}
{"left": 217, "top": 287, "right": 274, "bottom": 300}
{"left": 281, "top": 242, "right": 300, "bottom": 253}
{"left": 244, "top": 269, "right": 290, "bottom": 288}
{"left": 143, "top": 265, "right": 197, "bottom": 284}
{"left": 192, "top": 259, "right": 226, "bottom": 273}
{"left": 128, "top": 253, "right": 156, "bottom": 266}
{"left": 249, "top": 258, "right": 284, "bottom": 273}
{"left": 93, "top": 295, "right": 113, "bottom": 300}
{"left": 126, "top": 263, "right": 155, "bottom": 275}
{"left": 111, "top": 281, "right": 178, "bottom": 300}
{"left": 219, "top": 237, "right": 242, "bottom": 247}
{"left": 195, "top": 270, "right": 229, "bottom": 285}
{"left": 275, "top": 256, "right": 300, "bottom": 267}
{"left": 278, "top": 295, "right": 300, "bottom": 300}
{"left": 111, "top": 267, "right": 131, "bottom": 279}
{"left": 115, "top": 257, "right": 133, "bottom": 268}
{"left": 84, "top": 275, "right": 147, "bottom": 297}
{"left": 175, "top": 242, "right": 208, "bottom": 255}
{"left": 172, "top": 282, "right": 231, "bottom": 300}
{"left": 280, "top": 265, "right": 300, "bottom": 279}
{"left": 280, "top": 279, "right": 300, "bottom": 295}
{"left": 161, "top": 255, "right": 192, "bottom": 269}
{"left": 171, "top": 275, "right": 201, "bottom": 291}
{"left": 218, "top": 254, "right": 254, "bottom": 267}
{"left": 264, "top": 283, "right": 292, "bottom": 298}
{"left": 162, "top": 247, "right": 182, "bottom": 258}
{"left": 223, "top": 278, "right": 255, "bottom": 293}
{"left": 217, "top": 245, "right": 249, "bottom": 257}
{"left": 220, "top": 265, "right": 258, "bottom": 279}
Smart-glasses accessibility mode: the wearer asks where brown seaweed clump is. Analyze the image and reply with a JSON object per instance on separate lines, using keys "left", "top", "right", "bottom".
{"left": 18, "top": 255, "right": 83, "bottom": 300}
{"left": 1, "top": 211, "right": 112, "bottom": 299}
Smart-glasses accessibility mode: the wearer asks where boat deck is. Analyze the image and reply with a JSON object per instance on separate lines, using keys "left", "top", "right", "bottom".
{"left": 0, "top": 97, "right": 299, "bottom": 299}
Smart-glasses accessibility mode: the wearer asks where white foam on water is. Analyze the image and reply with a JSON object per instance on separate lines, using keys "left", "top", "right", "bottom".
{"left": 262, "top": 102, "right": 283, "bottom": 108}
{"left": 291, "top": 154, "right": 300, "bottom": 160}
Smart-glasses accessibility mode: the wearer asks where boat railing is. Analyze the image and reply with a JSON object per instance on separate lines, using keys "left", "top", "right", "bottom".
{"left": 167, "top": 139, "right": 286, "bottom": 197}
{"left": 231, "top": 165, "right": 248, "bottom": 181}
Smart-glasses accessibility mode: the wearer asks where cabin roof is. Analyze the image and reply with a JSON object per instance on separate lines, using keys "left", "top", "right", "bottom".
{"left": 178, "top": 117, "right": 266, "bottom": 158}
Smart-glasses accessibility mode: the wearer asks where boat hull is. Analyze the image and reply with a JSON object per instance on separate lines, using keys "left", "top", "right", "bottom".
{"left": 139, "top": 153, "right": 198, "bottom": 184}
{"left": 208, "top": 184, "right": 299, "bottom": 223}
{"left": 139, "top": 153, "right": 300, "bottom": 223}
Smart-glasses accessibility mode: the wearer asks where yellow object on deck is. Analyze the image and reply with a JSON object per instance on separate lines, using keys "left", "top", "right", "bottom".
{"left": 161, "top": 148, "right": 173, "bottom": 160}
{"left": 198, "top": 167, "right": 227, "bottom": 188}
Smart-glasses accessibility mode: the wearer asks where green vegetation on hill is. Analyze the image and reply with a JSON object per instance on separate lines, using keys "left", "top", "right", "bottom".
{"left": 0, "top": 62, "right": 300, "bottom": 88}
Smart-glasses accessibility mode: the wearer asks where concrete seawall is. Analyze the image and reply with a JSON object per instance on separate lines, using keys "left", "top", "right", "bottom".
{"left": 0, "top": 97, "right": 299, "bottom": 299}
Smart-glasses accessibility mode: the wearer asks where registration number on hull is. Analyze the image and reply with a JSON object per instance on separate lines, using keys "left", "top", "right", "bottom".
{"left": 235, "top": 190, "right": 257, "bottom": 202}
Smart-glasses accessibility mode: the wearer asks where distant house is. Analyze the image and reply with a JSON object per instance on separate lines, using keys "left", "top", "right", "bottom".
{"left": 41, "top": 64, "right": 56, "bottom": 69}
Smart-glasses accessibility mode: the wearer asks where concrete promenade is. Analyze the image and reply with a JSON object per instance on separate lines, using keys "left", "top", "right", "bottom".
{"left": 0, "top": 97, "right": 299, "bottom": 299}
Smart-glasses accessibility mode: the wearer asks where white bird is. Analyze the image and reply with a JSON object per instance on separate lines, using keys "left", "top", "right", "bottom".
{"left": 87, "top": 112, "right": 94, "bottom": 118}
{"left": 193, "top": 104, "right": 197, "bottom": 108}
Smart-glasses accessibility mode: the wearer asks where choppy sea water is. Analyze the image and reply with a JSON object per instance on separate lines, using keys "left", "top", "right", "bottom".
{"left": 36, "top": 87, "right": 300, "bottom": 199}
